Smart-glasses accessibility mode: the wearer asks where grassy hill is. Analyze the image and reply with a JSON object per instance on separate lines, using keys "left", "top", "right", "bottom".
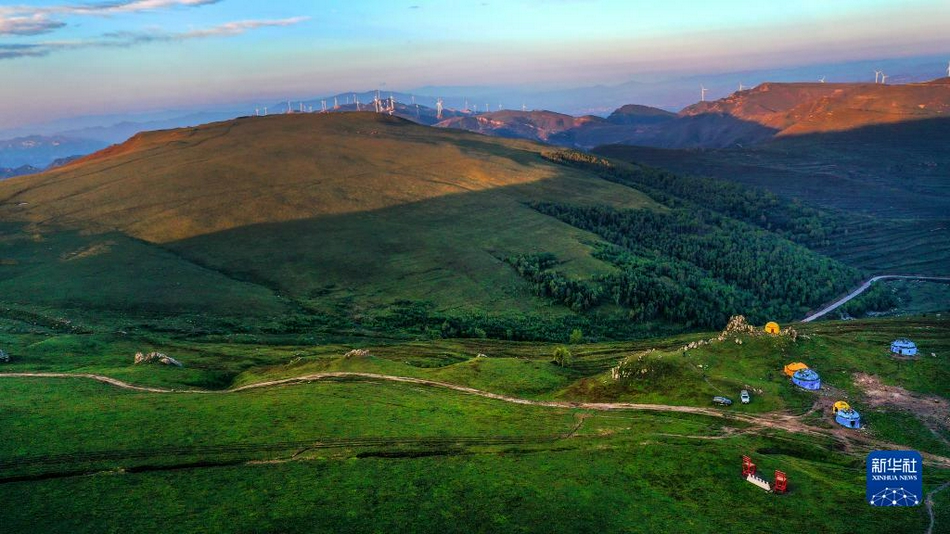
{"left": 0, "top": 113, "right": 868, "bottom": 339}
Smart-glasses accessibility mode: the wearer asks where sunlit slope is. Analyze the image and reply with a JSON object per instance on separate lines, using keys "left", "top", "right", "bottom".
{"left": 0, "top": 113, "right": 653, "bottom": 243}
{"left": 0, "top": 113, "right": 659, "bottom": 318}
{"left": 682, "top": 79, "right": 950, "bottom": 138}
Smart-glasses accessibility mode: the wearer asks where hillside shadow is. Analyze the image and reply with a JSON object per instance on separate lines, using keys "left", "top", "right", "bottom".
{"left": 165, "top": 171, "right": 655, "bottom": 314}
{"left": 554, "top": 113, "right": 780, "bottom": 150}
{"left": 594, "top": 117, "right": 950, "bottom": 219}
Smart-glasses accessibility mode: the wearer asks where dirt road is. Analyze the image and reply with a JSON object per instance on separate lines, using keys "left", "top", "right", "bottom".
{"left": 4, "top": 370, "right": 948, "bottom": 466}
{"left": 802, "top": 275, "right": 950, "bottom": 323}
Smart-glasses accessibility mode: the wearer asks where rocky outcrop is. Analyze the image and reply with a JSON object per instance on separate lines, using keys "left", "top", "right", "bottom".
{"left": 134, "top": 352, "right": 183, "bottom": 367}
{"left": 343, "top": 349, "right": 370, "bottom": 359}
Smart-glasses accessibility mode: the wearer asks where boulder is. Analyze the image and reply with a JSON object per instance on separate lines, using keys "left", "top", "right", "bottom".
{"left": 134, "top": 351, "right": 183, "bottom": 367}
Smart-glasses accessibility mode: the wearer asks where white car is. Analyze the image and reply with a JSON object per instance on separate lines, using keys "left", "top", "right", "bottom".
{"left": 740, "top": 390, "right": 751, "bottom": 404}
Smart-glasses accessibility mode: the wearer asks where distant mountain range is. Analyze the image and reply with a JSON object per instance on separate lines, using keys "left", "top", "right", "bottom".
{"left": 0, "top": 135, "right": 107, "bottom": 169}
{"left": 0, "top": 154, "right": 86, "bottom": 180}
{"left": 5, "top": 71, "right": 948, "bottom": 170}
{"left": 434, "top": 78, "right": 950, "bottom": 149}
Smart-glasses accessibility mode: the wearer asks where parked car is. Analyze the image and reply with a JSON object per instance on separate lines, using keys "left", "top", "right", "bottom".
{"left": 712, "top": 396, "right": 733, "bottom": 406}
{"left": 740, "top": 390, "right": 751, "bottom": 404}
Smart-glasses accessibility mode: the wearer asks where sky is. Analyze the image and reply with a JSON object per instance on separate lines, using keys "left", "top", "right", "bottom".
{"left": 1, "top": 0, "right": 949, "bottom": 130}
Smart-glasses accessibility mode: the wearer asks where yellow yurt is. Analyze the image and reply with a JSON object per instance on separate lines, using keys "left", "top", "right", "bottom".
{"left": 765, "top": 322, "right": 781, "bottom": 335}
{"left": 833, "top": 401, "right": 851, "bottom": 414}
{"left": 784, "top": 362, "right": 809, "bottom": 377}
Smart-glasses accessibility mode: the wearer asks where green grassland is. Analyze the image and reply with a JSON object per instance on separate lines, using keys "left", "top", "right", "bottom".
{"left": 1, "top": 308, "right": 948, "bottom": 532}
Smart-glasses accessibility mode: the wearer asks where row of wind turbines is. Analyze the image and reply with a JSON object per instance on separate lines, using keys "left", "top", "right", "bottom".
{"left": 252, "top": 92, "right": 525, "bottom": 120}
{"left": 700, "top": 61, "right": 950, "bottom": 103}
{"left": 257, "top": 59, "right": 950, "bottom": 114}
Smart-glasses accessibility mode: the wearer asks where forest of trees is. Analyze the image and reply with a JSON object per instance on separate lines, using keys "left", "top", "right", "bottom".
{"left": 503, "top": 201, "right": 863, "bottom": 328}
{"left": 541, "top": 150, "right": 866, "bottom": 248}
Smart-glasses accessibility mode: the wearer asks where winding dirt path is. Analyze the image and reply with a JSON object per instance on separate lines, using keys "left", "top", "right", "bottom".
{"left": 2, "top": 371, "right": 949, "bottom": 468}
{"left": 802, "top": 275, "right": 950, "bottom": 323}
{"left": 0, "top": 371, "right": 820, "bottom": 433}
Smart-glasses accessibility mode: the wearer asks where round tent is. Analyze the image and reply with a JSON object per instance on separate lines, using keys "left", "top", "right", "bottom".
{"left": 833, "top": 401, "right": 861, "bottom": 428}
{"left": 764, "top": 322, "right": 780, "bottom": 335}
{"left": 792, "top": 368, "right": 821, "bottom": 390}
{"left": 783, "top": 362, "right": 808, "bottom": 377}
{"left": 890, "top": 339, "right": 917, "bottom": 356}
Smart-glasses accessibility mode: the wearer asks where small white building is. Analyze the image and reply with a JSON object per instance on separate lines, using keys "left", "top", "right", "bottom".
{"left": 890, "top": 339, "right": 918, "bottom": 357}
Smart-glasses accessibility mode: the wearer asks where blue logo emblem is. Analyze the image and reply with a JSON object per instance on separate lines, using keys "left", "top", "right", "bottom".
{"left": 867, "top": 450, "right": 922, "bottom": 506}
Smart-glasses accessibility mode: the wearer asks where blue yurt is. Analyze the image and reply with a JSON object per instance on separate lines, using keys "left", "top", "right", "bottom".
{"left": 792, "top": 368, "right": 821, "bottom": 390}
{"left": 835, "top": 407, "right": 861, "bottom": 429}
{"left": 890, "top": 339, "right": 918, "bottom": 356}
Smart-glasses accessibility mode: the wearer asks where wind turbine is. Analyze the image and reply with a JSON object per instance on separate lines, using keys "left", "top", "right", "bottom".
{"left": 947, "top": 60, "right": 950, "bottom": 77}
{"left": 263, "top": 107, "right": 267, "bottom": 116}
{"left": 321, "top": 100, "right": 327, "bottom": 113}
{"left": 700, "top": 85, "right": 709, "bottom": 102}
{"left": 874, "top": 70, "right": 882, "bottom": 84}
{"left": 819, "top": 76, "right": 825, "bottom": 83}
{"left": 436, "top": 98, "right": 443, "bottom": 120}
{"left": 738, "top": 83, "right": 745, "bottom": 91}
{"left": 255, "top": 108, "right": 259, "bottom": 116}
{"left": 522, "top": 103, "right": 527, "bottom": 112}
{"left": 880, "top": 73, "right": 888, "bottom": 84}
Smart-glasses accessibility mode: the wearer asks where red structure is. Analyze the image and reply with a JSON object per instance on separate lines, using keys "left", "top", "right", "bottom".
{"left": 773, "top": 470, "right": 788, "bottom": 494}
{"left": 742, "top": 455, "right": 756, "bottom": 477}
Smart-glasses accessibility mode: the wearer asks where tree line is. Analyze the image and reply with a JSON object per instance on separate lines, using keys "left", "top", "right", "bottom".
{"left": 503, "top": 201, "right": 862, "bottom": 328}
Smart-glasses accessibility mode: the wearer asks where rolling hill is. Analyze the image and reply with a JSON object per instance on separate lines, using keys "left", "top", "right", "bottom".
{"left": 434, "top": 110, "right": 602, "bottom": 143}
{"left": 0, "top": 112, "right": 868, "bottom": 338}
{"left": 672, "top": 79, "right": 950, "bottom": 143}
{"left": 0, "top": 113, "right": 658, "bottom": 336}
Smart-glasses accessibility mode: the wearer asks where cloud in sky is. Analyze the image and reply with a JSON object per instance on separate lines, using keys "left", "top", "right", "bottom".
{"left": 0, "top": 13, "right": 67, "bottom": 36}
{"left": 0, "top": 17, "right": 309, "bottom": 59}
{"left": 0, "top": 0, "right": 221, "bottom": 36}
